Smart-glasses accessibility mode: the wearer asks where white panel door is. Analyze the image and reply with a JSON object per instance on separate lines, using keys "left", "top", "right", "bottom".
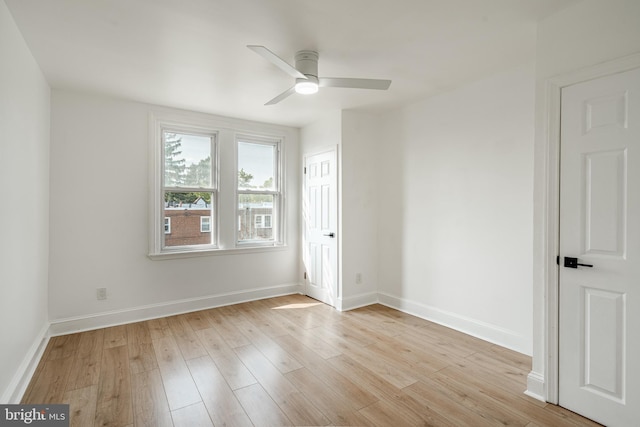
{"left": 559, "top": 67, "right": 640, "bottom": 426}
{"left": 303, "top": 149, "right": 337, "bottom": 306}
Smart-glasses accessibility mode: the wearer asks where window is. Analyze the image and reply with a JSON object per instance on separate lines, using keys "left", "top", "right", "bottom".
{"left": 200, "top": 216, "right": 211, "bottom": 233}
{"left": 237, "top": 137, "right": 281, "bottom": 244}
{"left": 254, "top": 214, "right": 272, "bottom": 229}
{"left": 149, "top": 111, "right": 287, "bottom": 258}
{"left": 162, "top": 130, "right": 216, "bottom": 250}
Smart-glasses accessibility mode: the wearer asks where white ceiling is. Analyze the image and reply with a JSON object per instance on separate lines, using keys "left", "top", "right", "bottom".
{"left": 6, "top": 0, "right": 578, "bottom": 127}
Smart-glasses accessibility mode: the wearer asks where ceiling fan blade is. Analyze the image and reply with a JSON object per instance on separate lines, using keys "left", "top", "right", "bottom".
{"left": 265, "top": 87, "right": 296, "bottom": 105}
{"left": 247, "top": 45, "right": 307, "bottom": 80}
{"left": 319, "top": 77, "right": 391, "bottom": 90}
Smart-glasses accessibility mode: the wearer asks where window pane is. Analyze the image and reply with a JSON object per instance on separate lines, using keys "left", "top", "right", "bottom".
{"left": 164, "top": 192, "right": 214, "bottom": 247}
{"left": 164, "top": 131, "right": 212, "bottom": 188}
{"left": 200, "top": 216, "right": 211, "bottom": 233}
{"left": 238, "top": 141, "right": 275, "bottom": 191}
{"left": 238, "top": 194, "right": 274, "bottom": 242}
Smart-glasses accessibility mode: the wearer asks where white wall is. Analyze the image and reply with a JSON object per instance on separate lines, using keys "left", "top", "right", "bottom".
{"left": 49, "top": 90, "right": 300, "bottom": 327}
{"left": 531, "top": 0, "right": 640, "bottom": 398}
{"left": 300, "top": 110, "right": 342, "bottom": 155}
{"left": 0, "top": 0, "right": 50, "bottom": 402}
{"left": 378, "top": 63, "right": 536, "bottom": 354}
{"left": 340, "top": 111, "right": 380, "bottom": 304}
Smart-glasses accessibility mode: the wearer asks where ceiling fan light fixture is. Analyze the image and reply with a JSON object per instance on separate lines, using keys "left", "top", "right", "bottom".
{"left": 295, "top": 78, "right": 318, "bottom": 95}
{"left": 247, "top": 46, "right": 391, "bottom": 105}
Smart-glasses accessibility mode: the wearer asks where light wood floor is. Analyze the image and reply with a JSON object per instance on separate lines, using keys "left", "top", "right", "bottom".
{"left": 22, "top": 294, "right": 600, "bottom": 426}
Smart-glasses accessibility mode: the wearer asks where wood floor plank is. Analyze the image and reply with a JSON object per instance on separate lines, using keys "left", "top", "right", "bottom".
{"left": 131, "top": 369, "right": 173, "bottom": 427}
{"left": 102, "top": 325, "right": 127, "bottom": 349}
{"left": 196, "top": 327, "right": 257, "bottom": 390}
{"left": 403, "top": 379, "right": 503, "bottom": 427}
{"left": 355, "top": 323, "right": 451, "bottom": 375}
{"left": 544, "top": 404, "right": 603, "bottom": 427}
{"left": 265, "top": 296, "right": 331, "bottom": 329}
{"left": 183, "top": 310, "right": 213, "bottom": 331}
{"left": 187, "top": 355, "right": 253, "bottom": 427}
{"left": 267, "top": 307, "right": 343, "bottom": 359}
{"left": 427, "top": 370, "right": 531, "bottom": 426}
{"left": 436, "top": 363, "right": 575, "bottom": 426}
{"left": 311, "top": 326, "right": 418, "bottom": 389}
{"left": 126, "top": 322, "right": 158, "bottom": 374}
{"left": 234, "top": 344, "right": 330, "bottom": 426}
{"left": 95, "top": 345, "right": 133, "bottom": 427}
{"left": 237, "top": 300, "right": 293, "bottom": 337}
{"left": 233, "top": 318, "right": 303, "bottom": 374}
{"left": 234, "top": 383, "right": 293, "bottom": 427}
{"left": 345, "top": 308, "right": 404, "bottom": 338}
{"left": 145, "top": 317, "right": 173, "bottom": 340}
{"left": 22, "top": 356, "right": 75, "bottom": 404}
{"left": 284, "top": 367, "right": 371, "bottom": 426}
{"left": 66, "top": 329, "right": 104, "bottom": 390}
{"left": 321, "top": 318, "right": 376, "bottom": 347}
{"left": 64, "top": 385, "right": 98, "bottom": 427}
{"left": 465, "top": 349, "right": 530, "bottom": 388}
{"left": 47, "top": 333, "right": 82, "bottom": 360}
{"left": 205, "top": 308, "right": 251, "bottom": 348}
{"left": 165, "top": 315, "right": 208, "bottom": 360}
{"left": 359, "top": 399, "right": 432, "bottom": 427}
{"left": 152, "top": 335, "right": 201, "bottom": 411}
{"left": 171, "top": 402, "right": 213, "bottom": 427}
{"left": 273, "top": 334, "right": 377, "bottom": 410}
{"left": 488, "top": 344, "right": 533, "bottom": 371}
{"left": 233, "top": 344, "right": 299, "bottom": 396}
{"left": 327, "top": 353, "right": 457, "bottom": 427}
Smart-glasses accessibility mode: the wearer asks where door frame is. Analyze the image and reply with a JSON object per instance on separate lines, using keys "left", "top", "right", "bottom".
{"left": 302, "top": 146, "right": 340, "bottom": 307}
{"left": 536, "top": 52, "right": 640, "bottom": 404}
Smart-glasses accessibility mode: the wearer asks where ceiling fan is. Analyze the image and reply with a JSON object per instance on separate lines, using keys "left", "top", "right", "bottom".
{"left": 247, "top": 45, "right": 392, "bottom": 105}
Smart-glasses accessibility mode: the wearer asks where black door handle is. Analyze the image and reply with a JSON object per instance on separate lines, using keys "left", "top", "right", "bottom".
{"left": 564, "top": 257, "right": 593, "bottom": 269}
{"left": 323, "top": 232, "right": 335, "bottom": 238}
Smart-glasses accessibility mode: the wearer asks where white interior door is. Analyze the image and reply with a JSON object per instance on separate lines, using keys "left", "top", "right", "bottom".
{"left": 559, "top": 67, "right": 640, "bottom": 426}
{"left": 303, "top": 149, "right": 338, "bottom": 306}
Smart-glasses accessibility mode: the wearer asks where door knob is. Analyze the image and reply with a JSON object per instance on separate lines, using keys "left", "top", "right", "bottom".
{"left": 323, "top": 232, "right": 335, "bottom": 238}
{"left": 564, "top": 257, "right": 593, "bottom": 269}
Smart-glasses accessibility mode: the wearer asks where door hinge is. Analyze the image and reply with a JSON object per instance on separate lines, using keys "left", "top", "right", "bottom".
{"left": 304, "top": 272, "right": 307, "bottom": 279}
{"left": 556, "top": 255, "right": 559, "bottom": 265}
{"left": 304, "top": 167, "right": 306, "bottom": 174}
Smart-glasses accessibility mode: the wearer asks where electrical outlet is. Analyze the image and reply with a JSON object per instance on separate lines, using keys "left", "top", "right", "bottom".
{"left": 355, "top": 273, "right": 362, "bottom": 284}
{"left": 96, "top": 288, "right": 107, "bottom": 300}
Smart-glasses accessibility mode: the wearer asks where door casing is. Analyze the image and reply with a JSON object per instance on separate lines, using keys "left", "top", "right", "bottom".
{"left": 537, "top": 52, "right": 640, "bottom": 404}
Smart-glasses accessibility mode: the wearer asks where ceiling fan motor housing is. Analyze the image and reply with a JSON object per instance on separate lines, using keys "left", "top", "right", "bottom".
{"left": 295, "top": 50, "right": 319, "bottom": 82}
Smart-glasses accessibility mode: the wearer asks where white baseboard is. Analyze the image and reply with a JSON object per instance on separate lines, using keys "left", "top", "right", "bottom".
{"left": 377, "top": 292, "right": 530, "bottom": 355}
{"left": 49, "top": 283, "right": 303, "bottom": 336}
{"left": 525, "top": 371, "right": 546, "bottom": 402}
{"left": 336, "top": 292, "right": 378, "bottom": 311}
{"left": 1, "top": 323, "right": 50, "bottom": 404}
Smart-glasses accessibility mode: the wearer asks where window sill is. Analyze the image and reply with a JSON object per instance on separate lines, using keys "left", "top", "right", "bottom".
{"left": 148, "top": 244, "right": 288, "bottom": 260}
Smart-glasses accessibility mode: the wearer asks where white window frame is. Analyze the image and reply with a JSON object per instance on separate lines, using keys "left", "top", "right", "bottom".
{"left": 148, "top": 110, "right": 288, "bottom": 259}
{"left": 149, "top": 113, "right": 219, "bottom": 257}
{"left": 164, "top": 217, "right": 171, "bottom": 234}
{"left": 200, "top": 216, "right": 211, "bottom": 233}
{"left": 236, "top": 135, "right": 283, "bottom": 246}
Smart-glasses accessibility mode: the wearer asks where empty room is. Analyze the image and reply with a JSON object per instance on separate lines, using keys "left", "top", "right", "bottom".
{"left": 1, "top": 0, "right": 639, "bottom": 426}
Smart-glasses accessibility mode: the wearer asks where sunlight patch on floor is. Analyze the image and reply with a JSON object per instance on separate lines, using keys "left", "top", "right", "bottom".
{"left": 272, "top": 302, "right": 322, "bottom": 310}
